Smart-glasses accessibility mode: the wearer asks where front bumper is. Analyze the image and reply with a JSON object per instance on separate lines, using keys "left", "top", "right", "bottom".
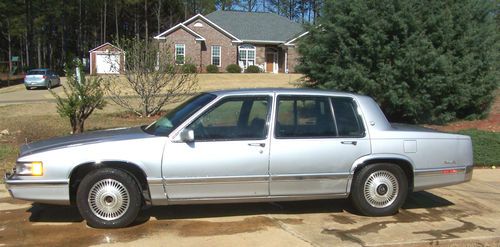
{"left": 4, "top": 172, "right": 70, "bottom": 205}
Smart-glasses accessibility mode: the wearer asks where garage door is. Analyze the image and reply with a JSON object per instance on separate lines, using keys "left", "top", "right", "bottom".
{"left": 96, "top": 54, "right": 120, "bottom": 74}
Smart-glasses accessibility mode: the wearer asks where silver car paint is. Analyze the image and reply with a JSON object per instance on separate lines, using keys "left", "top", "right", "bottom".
{"left": 5, "top": 88, "right": 473, "bottom": 206}
{"left": 24, "top": 69, "right": 60, "bottom": 88}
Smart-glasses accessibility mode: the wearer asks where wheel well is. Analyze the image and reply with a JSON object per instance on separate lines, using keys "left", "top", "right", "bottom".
{"left": 69, "top": 161, "right": 151, "bottom": 205}
{"left": 354, "top": 159, "right": 414, "bottom": 191}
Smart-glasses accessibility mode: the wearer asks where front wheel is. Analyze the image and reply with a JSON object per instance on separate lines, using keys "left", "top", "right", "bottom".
{"left": 76, "top": 168, "right": 142, "bottom": 228}
{"left": 350, "top": 163, "right": 408, "bottom": 216}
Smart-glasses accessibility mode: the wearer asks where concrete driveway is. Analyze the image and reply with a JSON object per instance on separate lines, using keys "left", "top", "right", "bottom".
{"left": 1, "top": 169, "right": 499, "bottom": 247}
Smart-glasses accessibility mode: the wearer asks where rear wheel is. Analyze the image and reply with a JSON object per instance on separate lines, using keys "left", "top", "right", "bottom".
{"left": 351, "top": 163, "right": 408, "bottom": 216}
{"left": 76, "top": 168, "right": 142, "bottom": 228}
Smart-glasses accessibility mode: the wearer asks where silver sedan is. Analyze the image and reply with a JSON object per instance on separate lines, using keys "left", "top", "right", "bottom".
{"left": 5, "top": 88, "right": 473, "bottom": 228}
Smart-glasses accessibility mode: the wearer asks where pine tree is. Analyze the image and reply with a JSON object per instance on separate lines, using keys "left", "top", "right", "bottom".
{"left": 297, "top": 0, "right": 499, "bottom": 124}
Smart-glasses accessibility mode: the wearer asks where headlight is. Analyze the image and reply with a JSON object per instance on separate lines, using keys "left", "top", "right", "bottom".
{"left": 15, "top": 161, "right": 43, "bottom": 176}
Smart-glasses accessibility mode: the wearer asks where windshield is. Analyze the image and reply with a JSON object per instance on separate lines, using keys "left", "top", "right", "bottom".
{"left": 27, "top": 70, "right": 46, "bottom": 75}
{"left": 144, "top": 93, "right": 217, "bottom": 136}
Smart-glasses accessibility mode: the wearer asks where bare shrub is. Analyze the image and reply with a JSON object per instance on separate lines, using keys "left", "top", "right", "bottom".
{"left": 105, "top": 38, "right": 198, "bottom": 117}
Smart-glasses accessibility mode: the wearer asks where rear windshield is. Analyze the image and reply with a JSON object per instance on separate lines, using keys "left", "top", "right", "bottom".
{"left": 27, "top": 70, "right": 46, "bottom": 75}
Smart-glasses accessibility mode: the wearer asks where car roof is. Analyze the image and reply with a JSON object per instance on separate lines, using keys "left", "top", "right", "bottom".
{"left": 208, "top": 88, "right": 362, "bottom": 97}
{"left": 29, "top": 69, "right": 50, "bottom": 71}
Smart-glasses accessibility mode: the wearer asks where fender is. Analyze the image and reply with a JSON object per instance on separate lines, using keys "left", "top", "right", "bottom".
{"left": 345, "top": 153, "right": 416, "bottom": 194}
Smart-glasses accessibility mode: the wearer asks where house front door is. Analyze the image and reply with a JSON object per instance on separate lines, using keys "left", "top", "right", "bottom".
{"left": 266, "top": 53, "right": 275, "bottom": 73}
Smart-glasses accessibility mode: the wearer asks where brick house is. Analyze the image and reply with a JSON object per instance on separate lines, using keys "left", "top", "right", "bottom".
{"left": 154, "top": 11, "right": 308, "bottom": 73}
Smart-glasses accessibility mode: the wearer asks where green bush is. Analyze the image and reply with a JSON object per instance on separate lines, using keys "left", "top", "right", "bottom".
{"left": 226, "top": 64, "right": 242, "bottom": 73}
{"left": 297, "top": 0, "right": 499, "bottom": 124}
{"left": 457, "top": 129, "right": 500, "bottom": 166}
{"left": 182, "top": 64, "right": 197, "bottom": 74}
{"left": 206, "top": 64, "right": 219, "bottom": 73}
{"left": 245, "top": 65, "right": 261, "bottom": 73}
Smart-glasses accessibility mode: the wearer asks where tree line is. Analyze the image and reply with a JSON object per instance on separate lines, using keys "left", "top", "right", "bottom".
{"left": 0, "top": 0, "right": 322, "bottom": 74}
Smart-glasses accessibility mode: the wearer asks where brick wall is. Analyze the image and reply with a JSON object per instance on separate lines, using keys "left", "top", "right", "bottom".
{"left": 160, "top": 28, "right": 202, "bottom": 69}
{"left": 287, "top": 46, "right": 300, "bottom": 73}
{"left": 187, "top": 19, "right": 237, "bottom": 72}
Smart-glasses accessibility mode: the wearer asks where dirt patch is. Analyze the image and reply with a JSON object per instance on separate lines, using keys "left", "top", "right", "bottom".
{"left": 426, "top": 90, "right": 500, "bottom": 132}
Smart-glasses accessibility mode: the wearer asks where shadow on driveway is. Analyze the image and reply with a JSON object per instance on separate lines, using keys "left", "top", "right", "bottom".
{"left": 25, "top": 191, "right": 454, "bottom": 225}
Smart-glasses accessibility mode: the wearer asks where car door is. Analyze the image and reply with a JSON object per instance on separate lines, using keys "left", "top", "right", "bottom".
{"left": 269, "top": 95, "right": 371, "bottom": 196}
{"left": 162, "top": 94, "right": 272, "bottom": 199}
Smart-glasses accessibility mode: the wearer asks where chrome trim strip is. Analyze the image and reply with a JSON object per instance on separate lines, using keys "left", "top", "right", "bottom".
{"left": 147, "top": 178, "right": 164, "bottom": 185}
{"left": 414, "top": 167, "right": 467, "bottom": 177}
{"left": 166, "top": 193, "right": 348, "bottom": 205}
{"left": 164, "top": 175, "right": 269, "bottom": 185}
{"left": 164, "top": 173, "right": 350, "bottom": 185}
{"left": 5, "top": 179, "right": 69, "bottom": 186}
{"left": 271, "top": 173, "right": 350, "bottom": 181}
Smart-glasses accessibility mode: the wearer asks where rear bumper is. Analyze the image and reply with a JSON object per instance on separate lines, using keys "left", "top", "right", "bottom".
{"left": 4, "top": 172, "right": 70, "bottom": 205}
{"left": 24, "top": 79, "right": 48, "bottom": 87}
{"left": 413, "top": 166, "right": 473, "bottom": 191}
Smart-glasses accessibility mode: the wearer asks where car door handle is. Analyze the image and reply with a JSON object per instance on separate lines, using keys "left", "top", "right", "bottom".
{"left": 248, "top": 143, "right": 265, "bottom": 147}
{"left": 341, "top": 141, "right": 357, "bottom": 146}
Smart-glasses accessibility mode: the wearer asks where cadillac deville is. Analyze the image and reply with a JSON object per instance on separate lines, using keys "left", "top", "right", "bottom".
{"left": 5, "top": 89, "right": 473, "bottom": 228}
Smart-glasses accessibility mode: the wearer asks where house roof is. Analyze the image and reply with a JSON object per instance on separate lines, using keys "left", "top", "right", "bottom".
{"left": 89, "top": 42, "right": 123, "bottom": 52}
{"left": 205, "top": 11, "right": 305, "bottom": 43}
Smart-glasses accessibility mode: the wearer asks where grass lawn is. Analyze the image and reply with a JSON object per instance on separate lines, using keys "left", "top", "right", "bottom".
{"left": 0, "top": 73, "right": 303, "bottom": 95}
{"left": 457, "top": 129, "right": 500, "bottom": 166}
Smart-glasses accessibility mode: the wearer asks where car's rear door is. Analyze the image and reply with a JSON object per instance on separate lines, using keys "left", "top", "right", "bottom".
{"left": 269, "top": 95, "right": 371, "bottom": 196}
{"left": 162, "top": 94, "right": 273, "bottom": 199}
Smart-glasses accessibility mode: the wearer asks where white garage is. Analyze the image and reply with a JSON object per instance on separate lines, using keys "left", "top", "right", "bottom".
{"left": 89, "top": 43, "right": 124, "bottom": 75}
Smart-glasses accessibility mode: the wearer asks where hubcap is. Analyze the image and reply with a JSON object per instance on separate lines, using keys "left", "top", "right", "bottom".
{"left": 88, "top": 179, "right": 130, "bottom": 221}
{"left": 363, "top": 170, "right": 399, "bottom": 208}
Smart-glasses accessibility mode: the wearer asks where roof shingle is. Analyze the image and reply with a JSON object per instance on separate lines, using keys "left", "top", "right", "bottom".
{"left": 205, "top": 11, "right": 305, "bottom": 42}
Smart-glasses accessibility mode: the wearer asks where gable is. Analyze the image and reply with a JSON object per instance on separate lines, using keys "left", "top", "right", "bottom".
{"left": 154, "top": 23, "right": 205, "bottom": 41}
{"left": 89, "top": 43, "right": 123, "bottom": 53}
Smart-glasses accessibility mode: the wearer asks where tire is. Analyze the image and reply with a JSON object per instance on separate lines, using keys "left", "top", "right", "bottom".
{"left": 350, "top": 163, "right": 408, "bottom": 216}
{"left": 76, "top": 168, "right": 142, "bottom": 228}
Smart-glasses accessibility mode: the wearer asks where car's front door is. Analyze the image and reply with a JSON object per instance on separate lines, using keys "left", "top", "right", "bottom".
{"left": 269, "top": 95, "right": 371, "bottom": 196}
{"left": 162, "top": 95, "right": 272, "bottom": 199}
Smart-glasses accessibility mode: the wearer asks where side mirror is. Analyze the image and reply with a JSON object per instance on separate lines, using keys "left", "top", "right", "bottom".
{"left": 179, "top": 128, "right": 195, "bottom": 142}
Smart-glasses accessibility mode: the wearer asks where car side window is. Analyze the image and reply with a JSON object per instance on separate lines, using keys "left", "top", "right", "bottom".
{"left": 330, "top": 97, "right": 365, "bottom": 137}
{"left": 188, "top": 96, "right": 270, "bottom": 141}
{"left": 275, "top": 96, "right": 337, "bottom": 138}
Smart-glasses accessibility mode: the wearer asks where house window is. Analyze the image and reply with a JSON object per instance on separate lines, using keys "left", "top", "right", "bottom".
{"left": 211, "top": 46, "right": 221, "bottom": 67}
{"left": 238, "top": 44, "right": 256, "bottom": 69}
{"left": 175, "top": 44, "right": 185, "bottom": 64}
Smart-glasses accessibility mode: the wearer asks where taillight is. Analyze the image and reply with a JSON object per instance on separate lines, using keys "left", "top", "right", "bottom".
{"left": 42, "top": 75, "right": 47, "bottom": 79}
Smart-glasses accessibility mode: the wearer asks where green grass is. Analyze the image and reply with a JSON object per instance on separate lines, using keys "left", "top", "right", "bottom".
{"left": 458, "top": 129, "right": 500, "bottom": 166}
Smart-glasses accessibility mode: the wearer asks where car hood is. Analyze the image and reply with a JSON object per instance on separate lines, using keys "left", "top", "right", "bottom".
{"left": 19, "top": 127, "right": 152, "bottom": 156}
